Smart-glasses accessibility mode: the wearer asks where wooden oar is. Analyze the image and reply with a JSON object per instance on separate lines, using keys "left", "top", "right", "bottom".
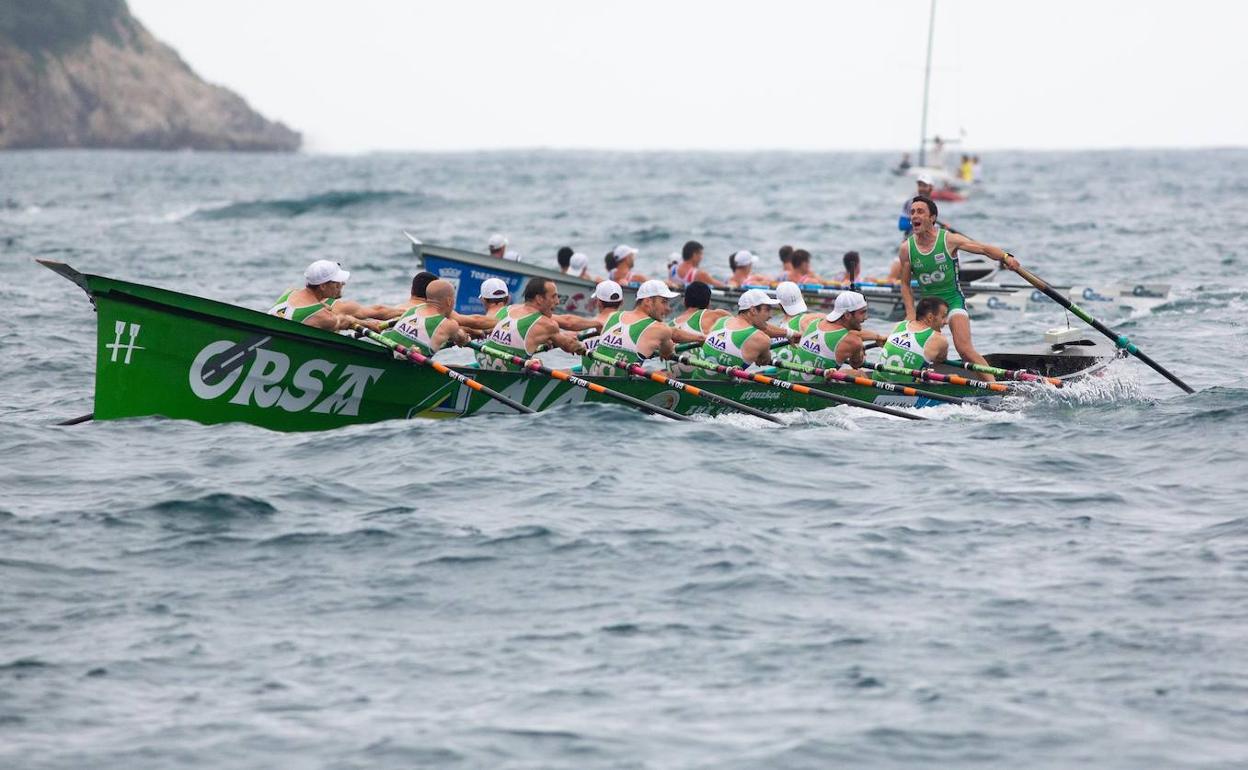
{"left": 860, "top": 360, "right": 1011, "bottom": 393}
{"left": 677, "top": 354, "right": 927, "bottom": 421}
{"left": 471, "top": 342, "right": 690, "bottom": 421}
{"left": 945, "top": 359, "right": 1062, "bottom": 387}
{"left": 589, "top": 350, "right": 785, "bottom": 425}
{"left": 356, "top": 327, "right": 535, "bottom": 414}
{"left": 769, "top": 358, "right": 971, "bottom": 406}
{"left": 1013, "top": 265, "right": 1193, "bottom": 393}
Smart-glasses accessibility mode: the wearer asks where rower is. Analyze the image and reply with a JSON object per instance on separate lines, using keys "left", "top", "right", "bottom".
{"left": 450, "top": 277, "right": 513, "bottom": 335}
{"left": 488, "top": 233, "right": 522, "bottom": 262}
{"left": 269, "top": 259, "right": 400, "bottom": 332}
{"left": 475, "top": 277, "right": 585, "bottom": 371}
{"left": 785, "top": 249, "right": 826, "bottom": 285}
{"left": 775, "top": 281, "right": 825, "bottom": 336}
{"left": 726, "top": 250, "right": 771, "bottom": 288}
{"left": 784, "top": 291, "right": 885, "bottom": 381}
{"left": 578, "top": 280, "right": 627, "bottom": 371}
{"left": 604, "top": 244, "right": 648, "bottom": 284}
{"left": 696, "top": 289, "right": 782, "bottom": 377}
{"left": 379, "top": 279, "right": 469, "bottom": 355}
{"left": 872, "top": 296, "right": 950, "bottom": 382}
{"left": 668, "top": 240, "right": 726, "bottom": 288}
{"left": 401, "top": 271, "right": 438, "bottom": 309}
{"left": 899, "top": 194, "right": 1020, "bottom": 379}
{"left": 670, "top": 281, "right": 728, "bottom": 335}
{"left": 585, "top": 280, "right": 703, "bottom": 376}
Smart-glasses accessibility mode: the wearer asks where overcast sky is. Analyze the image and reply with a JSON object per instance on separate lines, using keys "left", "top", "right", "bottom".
{"left": 129, "top": 0, "right": 1246, "bottom": 153}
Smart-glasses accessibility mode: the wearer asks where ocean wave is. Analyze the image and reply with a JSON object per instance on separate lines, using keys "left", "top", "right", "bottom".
{"left": 191, "top": 190, "right": 443, "bottom": 220}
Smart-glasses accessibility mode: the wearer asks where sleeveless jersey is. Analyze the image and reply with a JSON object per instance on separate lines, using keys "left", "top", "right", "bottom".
{"left": 669, "top": 261, "right": 697, "bottom": 287}
{"left": 380, "top": 305, "right": 444, "bottom": 356}
{"left": 581, "top": 310, "right": 624, "bottom": 372}
{"left": 772, "top": 314, "right": 818, "bottom": 368}
{"left": 784, "top": 324, "right": 852, "bottom": 382}
{"left": 698, "top": 316, "right": 759, "bottom": 378}
{"left": 906, "top": 228, "right": 964, "bottom": 309}
{"left": 671, "top": 308, "right": 706, "bottom": 336}
{"left": 873, "top": 320, "right": 936, "bottom": 382}
{"left": 586, "top": 313, "right": 657, "bottom": 376}
{"left": 268, "top": 289, "right": 335, "bottom": 323}
{"left": 476, "top": 310, "right": 543, "bottom": 371}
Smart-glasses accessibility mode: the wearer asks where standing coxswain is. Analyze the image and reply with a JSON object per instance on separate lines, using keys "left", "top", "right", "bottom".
{"left": 872, "top": 296, "right": 951, "bottom": 383}
{"left": 585, "top": 280, "right": 704, "bottom": 376}
{"left": 269, "top": 260, "right": 401, "bottom": 332}
{"left": 475, "top": 277, "right": 586, "bottom": 371}
{"left": 899, "top": 195, "right": 1019, "bottom": 379}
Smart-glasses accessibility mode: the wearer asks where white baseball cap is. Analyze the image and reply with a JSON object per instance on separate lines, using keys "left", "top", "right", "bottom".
{"left": 738, "top": 288, "right": 781, "bottom": 311}
{"left": 828, "top": 291, "right": 868, "bottom": 321}
{"left": 488, "top": 233, "right": 508, "bottom": 251}
{"left": 479, "top": 277, "right": 510, "bottom": 300}
{"left": 636, "top": 279, "right": 679, "bottom": 300}
{"left": 612, "top": 244, "right": 638, "bottom": 260}
{"left": 593, "top": 280, "right": 623, "bottom": 302}
{"left": 775, "top": 281, "right": 808, "bottom": 315}
{"left": 305, "top": 259, "right": 349, "bottom": 286}
{"left": 569, "top": 252, "right": 589, "bottom": 273}
{"left": 731, "top": 250, "right": 757, "bottom": 267}
{"left": 916, "top": 173, "right": 934, "bottom": 186}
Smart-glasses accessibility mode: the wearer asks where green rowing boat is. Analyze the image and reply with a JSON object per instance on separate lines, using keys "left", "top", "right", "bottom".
{"left": 41, "top": 261, "right": 1110, "bottom": 432}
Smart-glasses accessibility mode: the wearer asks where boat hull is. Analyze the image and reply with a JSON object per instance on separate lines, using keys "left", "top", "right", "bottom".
{"left": 45, "top": 261, "right": 1083, "bottom": 432}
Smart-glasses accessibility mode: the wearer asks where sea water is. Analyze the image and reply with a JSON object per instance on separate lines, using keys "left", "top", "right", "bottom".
{"left": 2, "top": 149, "right": 1246, "bottom": 768}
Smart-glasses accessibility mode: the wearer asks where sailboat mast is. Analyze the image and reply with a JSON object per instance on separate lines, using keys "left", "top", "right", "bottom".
{"left": 918, "top": 0, "right": 936, "bottom": 167}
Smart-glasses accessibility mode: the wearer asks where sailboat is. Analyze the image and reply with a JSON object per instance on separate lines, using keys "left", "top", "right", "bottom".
{"left": 898, "top": 0, "right": 967, "bottom": 196}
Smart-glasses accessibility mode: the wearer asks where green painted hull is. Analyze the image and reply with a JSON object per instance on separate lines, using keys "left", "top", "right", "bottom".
{"left": 47, "top": 262, "right": 1010, "bottom": 432}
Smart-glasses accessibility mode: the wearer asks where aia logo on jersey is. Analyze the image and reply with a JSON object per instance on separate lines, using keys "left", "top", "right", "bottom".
{"left": 602, "top": 332, "right": 625, "bottom": 349}
{"left": 707, "top": 334, "right": 727, "bottom": 352}
{"left": 890, "top": 335, "right": 914, "bottom": 351}
{"left": 801, "top": 338, "right": 821, "bottom": 354}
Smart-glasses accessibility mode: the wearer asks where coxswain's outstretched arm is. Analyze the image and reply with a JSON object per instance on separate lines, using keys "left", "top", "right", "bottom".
{"left": 944, "top": 234, "right": 1020, "bottom": 271}
{"left": 897, "top": 244, "right": 916, "bottom": 320}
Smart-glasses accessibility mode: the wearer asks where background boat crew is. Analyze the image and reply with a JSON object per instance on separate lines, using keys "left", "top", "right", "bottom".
{"left": 604, "top": 244, "right": 648, "bottom": 284}
{"left": 670, "top": 281, "right": 729, "bottom": 335}
{"left": 475, "top": 277, "right": 585, "bottom": 371}
{"left": 668, "top": 240, "right": 726, "bottom": 289}
{"left": 872, "top": 296, "right": 951, "bottom": 383}
{"left": 784, "top": 291, "right": 884, "bottom": 381}
{"left": 585, "top": 280, "right": 701, "bottom": 376}
{"left": 557, "top": 246, "right": 574, "bottom": 272}
{"left": 696, "top": 289, "right": 782, "bottom": 377}
{"left": 558, "top": 247, "right": 596, "bottom": 280}
{"left": 777, "top": 244, "right": 794, "bottom": 275}
{"left": 899, "top": 194, "right": 1019, "bottom": 380}
{"left": 784, "top": 249, "right": 826, "bottom": 285}
{"left": 726, "top": 250, "right": 771, "bottom": 288}
{"left": 268, "top": 259, "right": 399, "bottom": 332}
{"left": 379, "top": 279, "right": 470, "bottom": 355}
{"left": 896, "top": 152, "right": 912, "bottom": 174}
{"left": 488, "top": 233, "right": 523, "bottom": 262}
{"left": 959, "top": 154, "right": 974, "bottom": 183}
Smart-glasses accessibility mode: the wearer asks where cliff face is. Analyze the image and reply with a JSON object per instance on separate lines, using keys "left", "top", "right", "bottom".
{"left": 0, "top": 0, "right": 300, "bottom": 151}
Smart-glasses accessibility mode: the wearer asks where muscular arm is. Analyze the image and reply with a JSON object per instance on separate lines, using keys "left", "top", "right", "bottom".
{"left": 695, "top": 268, "right": 727, "bottom": 289}
{"left": 835, "top": 334, "right": 866, "bottom": 369}
{"left": 670, "top": 326, "right": 706, "bottom": 345}
{"left": 927, "top": 334, "right": 949, "bottom": 366}
{"left": 306, "top": 309, "right": 380, "bottom": 333}
{"left": 640, "top": 325, "right": 678, "bottom": 360}
{"left": 897, "top": 244, "right": 915, "bottom": 320}
{"left": 742, "top": 330, "right": 773, "bottom": 366}
{"left": 944, "top": 234, "right": 1019, "bottom": 270}
{"left": 333, "top": 300, "right": 403, "bottom": 320}
{"left": 452, "top": 311, "right": 500, "bottom": 332}
{"left": 432, "top": 318, "right": 469, "bottom": 351}
{"left": 550, "top": 313, "right": 600, "bottom": 332}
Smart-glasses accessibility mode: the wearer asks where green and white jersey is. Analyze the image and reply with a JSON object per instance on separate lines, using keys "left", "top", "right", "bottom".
{"left": 698, "top": 316, "right": 759, "bottom": 378}
{"left": 773, "top": 313, "right": 819, "bottom": 368}
{"left": 906, "top": 228, "right": 964, "bottom": 310}
{"left": 476, "top": 309, "right": 543, "bottom": 371}
{"left": 783, "top": 324, "right": 852, "bottom": 382}
{"left": 586, "top": 313, "right": 657, "bottom": 376}
{"left": 671, "top": 308, "right": 706, "bottom": 336}
{"left": 380, "top": 305, "right": 445, "bottom": 356}
{"left": 873, "top": 320, "right": 937, "bottom": 382}
{"left": 268, "top": 289, "right": 335, "bottom": 323}
{"left": 582, "top": 310, "right": 624, "bottom": 373}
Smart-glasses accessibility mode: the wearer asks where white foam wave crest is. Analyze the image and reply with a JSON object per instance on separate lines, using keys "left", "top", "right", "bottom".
{"left": 1021, "top": 359, "right": 1146, "bottom": 405}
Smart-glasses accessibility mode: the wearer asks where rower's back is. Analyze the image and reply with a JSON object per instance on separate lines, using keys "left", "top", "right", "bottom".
{"left": 873, "top": 320, "right": 938, "bottom": 382}
{"left": 269, "top": 287, "right": 335, "bottom": 324}
{"left": 698, "top": 315, "right": 763, "bottom": 379}
{"left": 476, "top": 303, "right": 545, "bottom": 371}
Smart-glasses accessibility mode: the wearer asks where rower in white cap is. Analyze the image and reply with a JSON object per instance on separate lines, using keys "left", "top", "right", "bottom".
{"left": 584, "top": 280, "right": 702, "bottom": 376}
{"left": 726, "top": 250, "right": 772, "bottom": 288}
{"left": 378, "top": 279, "right": 470, "bottom": 355}
{"left": 604, "top": 244, "right": 648, "bottom": 284}
{"left": 694, "top": 289, "right": 783, "bottom": 378}
{"left": 774, "top": 281, "right": 827, "bottom": 337}
{"left": 782, "top": 291, "right": 886, "bottom": 381}
{"left": 488, "top": 233, "right": 523, "bottom": 262}
{"left": 268, "top": 260, "right": 400, "bottom": 332}
{"left": 476, "top": 277, "right": 586, "bottom": 371}
{"left": 577, "top": 280, "right": 629, "bottom": 371}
